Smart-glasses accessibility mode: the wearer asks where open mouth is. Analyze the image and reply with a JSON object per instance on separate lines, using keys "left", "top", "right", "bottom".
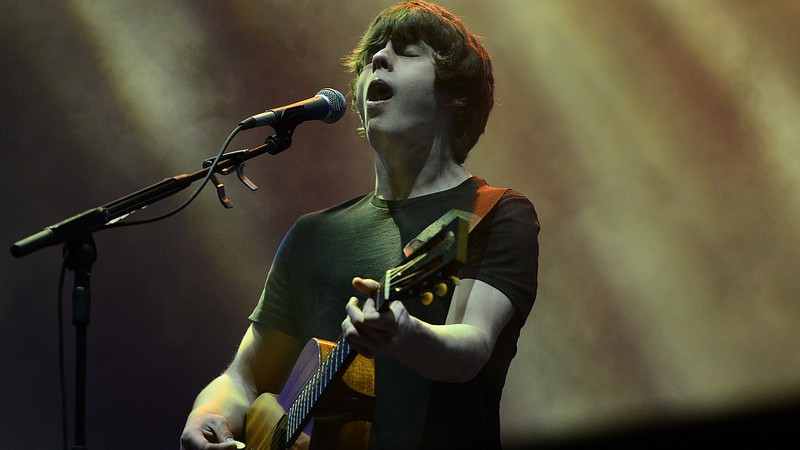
{"left": 367, "top": 79, "right": 393, "bottom": 103}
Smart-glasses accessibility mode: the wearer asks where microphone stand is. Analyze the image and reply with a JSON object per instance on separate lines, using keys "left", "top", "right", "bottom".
{"left": 11, "top": 131, "right": 293, "bottom": 449}
{"left": 63, "top": 235, "right": 95, "bottom": 450}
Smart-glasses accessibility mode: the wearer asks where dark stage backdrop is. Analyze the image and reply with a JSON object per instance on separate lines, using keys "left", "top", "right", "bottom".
{"left": 2, "top": 1, "right": 799, "bottom": 449}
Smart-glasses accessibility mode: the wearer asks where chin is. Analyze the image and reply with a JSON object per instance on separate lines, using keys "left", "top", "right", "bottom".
{"left": 364, "top": 124, "right": 400, "bottom": 149}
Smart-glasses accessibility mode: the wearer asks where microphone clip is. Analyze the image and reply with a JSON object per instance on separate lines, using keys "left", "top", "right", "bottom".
{"left": 201, "top": 126, "right": 294, "bottom": 209}
{"left": 202, "top": 150, "right": 259, "bottom": 209}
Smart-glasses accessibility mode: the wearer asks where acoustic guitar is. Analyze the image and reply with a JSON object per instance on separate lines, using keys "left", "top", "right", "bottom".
{"left": 242, "top": 217, "right": 468, "bottom": 450}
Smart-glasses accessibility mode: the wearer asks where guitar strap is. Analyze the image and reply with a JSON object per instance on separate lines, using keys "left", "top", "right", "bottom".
{"left": 403, "top": 184, "right": 509, "bottom": 257}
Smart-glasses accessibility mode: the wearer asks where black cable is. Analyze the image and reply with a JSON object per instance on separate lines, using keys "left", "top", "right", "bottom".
{"left": 106, "top": 124, "right": 242, "bottom": 228}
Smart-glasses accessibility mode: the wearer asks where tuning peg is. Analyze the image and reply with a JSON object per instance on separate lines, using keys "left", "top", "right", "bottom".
{"left": 420, "top": 291, "right": 434, "bottom": 306}
{"left": 420, "top": 277, "right": 461, "bottom": 306}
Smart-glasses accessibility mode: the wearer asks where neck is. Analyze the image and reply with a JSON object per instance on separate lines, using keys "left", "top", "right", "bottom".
{"left": 372, "top": 134, "right": 470, "bottom": 200}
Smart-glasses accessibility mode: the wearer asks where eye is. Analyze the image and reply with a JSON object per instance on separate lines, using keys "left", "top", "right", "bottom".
{"left": 393, "top": 41, "right": 416, "bottom": 56}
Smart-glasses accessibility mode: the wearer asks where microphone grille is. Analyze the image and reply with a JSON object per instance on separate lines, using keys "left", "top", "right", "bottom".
{"left": 317, "top": 88, "right": 347, "bottom": 124}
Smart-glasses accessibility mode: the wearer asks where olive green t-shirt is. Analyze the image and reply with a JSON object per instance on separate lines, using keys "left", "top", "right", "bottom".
{"left": 250, "top": 176, "right": 539, "bottom": 449}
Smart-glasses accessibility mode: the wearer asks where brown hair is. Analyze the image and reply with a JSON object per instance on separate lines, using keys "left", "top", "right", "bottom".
{"left": 346, "top": 1, "right": 494, "bottom": 163}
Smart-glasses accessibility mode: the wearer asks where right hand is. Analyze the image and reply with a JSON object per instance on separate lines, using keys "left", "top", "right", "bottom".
{"left": 180, "top": 414, "right": 238, "bottom": 450}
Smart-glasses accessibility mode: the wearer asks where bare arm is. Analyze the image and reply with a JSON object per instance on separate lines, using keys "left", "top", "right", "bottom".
{"left": 342, "top": 277, "right": 514, "bottom": 383}
{"left": 180, "top": 323, "right": 302, "bottom": 449}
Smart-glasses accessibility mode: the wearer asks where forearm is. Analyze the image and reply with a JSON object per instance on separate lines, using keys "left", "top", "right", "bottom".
{"left": 344, "top": 279, "right": 514, "bottom": 383}
{"left": 390, "top": 318, "right": 493, "bottom": 383}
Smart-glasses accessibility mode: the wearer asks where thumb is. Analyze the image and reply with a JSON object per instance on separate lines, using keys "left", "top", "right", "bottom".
{"left": 208, "top": 417, "right": 233, "bottom": 442}
{"left": 223, "top": 437, "right": 245, "bottom": 450}
{"left": 206, "top": 416, "right": 237, "bottom": 448}
{"left": 352, "top": 276, "right": 380, "bottom": 295}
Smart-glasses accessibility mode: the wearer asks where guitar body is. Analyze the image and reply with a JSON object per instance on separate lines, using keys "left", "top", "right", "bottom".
{"left": 244, "top": 338, "right": 375, "bottom": 450}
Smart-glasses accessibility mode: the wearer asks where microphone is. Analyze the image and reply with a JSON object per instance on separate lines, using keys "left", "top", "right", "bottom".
{"left": 239, "top": 88, "right": 347, "bottom": 130}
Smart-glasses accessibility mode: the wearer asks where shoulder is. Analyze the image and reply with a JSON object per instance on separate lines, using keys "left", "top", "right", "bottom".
{"left": 275, "top": 193, "right": 371, "bottom": 255}
{"left": 500, "top": 189, "right": 539, "bottom": 226}
{"left": 473, "top": 178, "right": 540, "bottom": 234}
{"left": 294, "top": 193, "right": 372, "bottom": 229}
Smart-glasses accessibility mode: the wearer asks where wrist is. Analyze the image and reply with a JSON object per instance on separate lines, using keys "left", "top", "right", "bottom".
{"left": 390, "top": 315, "right": 430, "bottom": 359}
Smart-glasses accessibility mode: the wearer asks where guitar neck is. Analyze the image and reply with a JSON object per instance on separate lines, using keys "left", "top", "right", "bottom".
{"left": 284, "top": 286, "right": 388, "bottom": 445}
{"left": 284, "top": 334, "right": 355, "bottom": 444}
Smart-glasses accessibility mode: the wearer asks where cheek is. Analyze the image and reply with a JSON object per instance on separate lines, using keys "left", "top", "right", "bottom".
{"left": 408, "top": 69, "right": 438, "bottom": 110}
{"left": 410, "top": 83, "right": 439, "bottom": 115}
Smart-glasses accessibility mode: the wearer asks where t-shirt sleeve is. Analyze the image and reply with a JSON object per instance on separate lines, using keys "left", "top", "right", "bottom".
{"left": 459, "top": 191, "right": 540, "bottom": 324}
{"left": 248, "top": 223, "right": 300, "bottom": 339}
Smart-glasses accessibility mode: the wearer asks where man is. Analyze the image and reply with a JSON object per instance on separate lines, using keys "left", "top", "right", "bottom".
{"left": 180, "top": 2, "right": 539, "bottom": 449}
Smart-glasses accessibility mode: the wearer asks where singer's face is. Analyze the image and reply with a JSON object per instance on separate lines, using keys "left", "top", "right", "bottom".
{"left": 355, "top": 39, "right": 448, "bottom": 149}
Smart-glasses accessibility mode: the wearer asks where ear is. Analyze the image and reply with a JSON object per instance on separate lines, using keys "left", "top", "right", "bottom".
{"left": 437, "top": 89, "right": 466, "bottom": 109}
{"left": 442, "top": 95, "right": 466, "bottom": 109}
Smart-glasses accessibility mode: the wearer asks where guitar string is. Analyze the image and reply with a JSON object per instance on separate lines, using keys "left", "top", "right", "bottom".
{"left": 285, "top": 340, "right": 350, "bottom": 445}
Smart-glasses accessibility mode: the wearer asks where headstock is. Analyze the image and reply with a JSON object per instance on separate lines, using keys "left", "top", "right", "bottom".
{"left": 378, "top": 217, "right": 468, "bottom": 309}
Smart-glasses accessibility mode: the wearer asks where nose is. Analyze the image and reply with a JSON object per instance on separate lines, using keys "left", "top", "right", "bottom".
{"left": 371, "top": 42, "right": 393, "bottom": 72}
